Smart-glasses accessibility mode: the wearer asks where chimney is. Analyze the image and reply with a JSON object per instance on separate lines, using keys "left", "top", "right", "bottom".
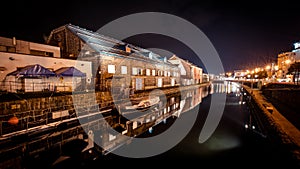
{"left": 12, "top": 37, "right": 16, "bottom": 46}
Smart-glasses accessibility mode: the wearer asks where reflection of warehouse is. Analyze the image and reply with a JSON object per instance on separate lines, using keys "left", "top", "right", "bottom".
{"left": 47, "top": 24, "right": 181, "bottom": 92}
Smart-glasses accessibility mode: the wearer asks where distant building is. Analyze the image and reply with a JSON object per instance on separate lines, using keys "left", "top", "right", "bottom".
{"left": 276, "top": 42, "right": 300, "bottom": 79}
{"left": 168, "top": 55, "right": 203, "bottom": 85}
{"left": 233, "top": 70, "right": 247, "bottom": 79}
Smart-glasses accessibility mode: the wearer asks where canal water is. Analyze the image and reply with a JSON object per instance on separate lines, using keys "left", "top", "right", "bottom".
{"left": 52, "top": 81, "right": 298, "bottom": 169}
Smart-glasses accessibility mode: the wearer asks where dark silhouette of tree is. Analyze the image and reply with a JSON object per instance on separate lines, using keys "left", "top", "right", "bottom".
{"left": 257, "top": 70, "right": 268, "bottom": 79}
{"left": 288, "top": 62, "right": 300, "bottom": 85}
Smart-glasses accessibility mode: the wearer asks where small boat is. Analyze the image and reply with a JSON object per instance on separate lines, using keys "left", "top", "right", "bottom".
{"left": 124, "top": 96, "right": 160, "bottom": 111}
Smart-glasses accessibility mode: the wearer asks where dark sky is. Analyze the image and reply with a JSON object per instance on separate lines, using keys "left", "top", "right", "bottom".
{"left": 1, "top": 0, "right": 300, "bottom": 72}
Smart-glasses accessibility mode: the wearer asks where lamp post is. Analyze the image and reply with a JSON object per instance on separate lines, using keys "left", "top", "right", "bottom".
{"left": 265, "top": 65, "right": 271, "bottom": 80}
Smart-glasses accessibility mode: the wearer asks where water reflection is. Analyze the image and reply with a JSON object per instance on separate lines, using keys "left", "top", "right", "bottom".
{"left": 53, "top": 81, "right": 294, "bottom": 168}
{"left": 91, "top": 85, "right": 210, "bottom": 155}
{"left": 97, "top": 81, "right": 249, "bottom": 157}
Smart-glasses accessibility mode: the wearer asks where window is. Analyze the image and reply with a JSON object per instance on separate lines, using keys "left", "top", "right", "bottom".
{"left": 108, "top": 65, "right": 115, "bottom": 74}
{"left": 158, "top": 70, "right": 162, "bottom": 76}
{"left": 171, "top": 78, "right": 175, "bottom": 86}
{"left": 7, "top": 46, "right": 16, "bottom": 53}
{"left": 132, "top": 67, "right": 138, "bottom": 75}
{"left": 121, "top": 66, "right": 127, "bottom": 74}
{"left": 173, "top": 72, "right": 177, "bottom": 77}
{"left": 138, "top": 68, "right": 143, "bottom": 75}
{"left": 30, "top": 50, "right": 45, "bottom": 56}
{"left": 152, "top": 70, "right": 156, "bottom": 76}
{"left": 45, "top": 52, "right": 54, "bottom": 57}
{"left": 146, "top": 69, "right": 151, "bottom": 76}
{"left": 136, "top": 78, "right": 143, "bottom": 90}
{"left": 157, "top": 78, "right": 163, "bottom": 87}
{"left": 0, "top": 45, "right": 6, "bottom": 52}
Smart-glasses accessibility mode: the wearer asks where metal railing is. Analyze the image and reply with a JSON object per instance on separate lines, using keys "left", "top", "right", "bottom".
{"left": 0, "top": 81, "right": 85, "bottom": 93}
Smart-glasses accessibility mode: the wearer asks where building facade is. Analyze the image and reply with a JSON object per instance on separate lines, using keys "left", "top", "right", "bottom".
{"left": 277, "top": 42, "right": 300, "bottom": 79}
{"left": 168, "top": 55, "right": 203, "bottom": 85}
{"left": 0, "top": 36, "right": 92, "bottom": 92}
{"left": 0, "top": 36, "right": 60, "bottom": 58}
{"left": 47, "top": 24, "right": 182, "bottom": 93}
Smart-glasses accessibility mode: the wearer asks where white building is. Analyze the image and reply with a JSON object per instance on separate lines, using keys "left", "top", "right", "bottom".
{"left": 168, "top": 55, "right": 203, "bottom": 85}
{"left": 0, "top": 36, "right": 92, "bottom": 92}
{"left": 277, "top": 42, "right": 300, "bottom": 78}
{"left": 0, "top": 36, "right": 60, "bottom": 57}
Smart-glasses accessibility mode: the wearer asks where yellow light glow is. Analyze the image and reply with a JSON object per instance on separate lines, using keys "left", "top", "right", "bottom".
{"left": 265, "top": 65, "right": 271, "bottom": 70}
{"left": 285, "top": 59, "right": 291, "bottom": 64}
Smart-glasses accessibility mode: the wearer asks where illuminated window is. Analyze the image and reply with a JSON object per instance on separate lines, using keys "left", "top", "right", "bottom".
{"left": 173, "top": 72, "right": 177, "bottom": 77}
{"left": 121, "top": 66, "right": 127, "bottom": 74}
{"left": 146, "top": 69, "right": 151, "bottom": 76}
{"left": 138, "top": 68, "right": 143, "bottom": 75}
{"left": 132, "top": 67, "right": 137, "bottom": 75}
{"left": 164, "top": 71, "right": 167, "bottom": 76}
{"left": 136, "top": 78, "right": 143, "bottom": 90}
{"left": 152, "top": 70, "right": 156, "bottom": 76}
{"left": 157, "top": 78, "right": 163, "bottom": 87}
{"left": 171, "top": 78, "right": 175, "bottom": 86}
{"left": 108, "top": 65, "right": 115, "bottom": 74}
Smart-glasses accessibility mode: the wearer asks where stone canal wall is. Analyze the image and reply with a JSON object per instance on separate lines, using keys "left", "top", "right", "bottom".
{"left": 0, "top": 91, "right": 113, "bottom": 135}
{"left": 242, "top": 85, "right": 300, "bottom": 163}
{"left": 262, "top": 88, "right": 300, "bottom": 111}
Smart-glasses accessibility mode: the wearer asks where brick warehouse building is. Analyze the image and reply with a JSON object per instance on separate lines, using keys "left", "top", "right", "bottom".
{"left": 47, "top": 24, "right": 182, "bottom": 93}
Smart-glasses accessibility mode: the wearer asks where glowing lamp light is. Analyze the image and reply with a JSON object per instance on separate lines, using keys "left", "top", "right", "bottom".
{"left": 294, "top": 42, "right": 300, "bottom": 49}
{"left": 285, "top": 59, "right": 291, "bottom": 64}
{"left": 8, "top": 116, "right": 19, "bottom": 125}
{"left": 149, "top": 127, "right": 153, "bottom": 133}
{"left": 265, "top": 65, "right": 271, "bottom": 70}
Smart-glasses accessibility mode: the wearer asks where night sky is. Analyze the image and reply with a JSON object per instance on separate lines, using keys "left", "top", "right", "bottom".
{"left": 1, "top": 0, "right": 300, "bottom": 73}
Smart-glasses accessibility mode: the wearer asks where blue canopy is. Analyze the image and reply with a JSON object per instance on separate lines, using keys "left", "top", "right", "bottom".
{"left": 7, "top": 64, "right": 56, "bottom": 77}
{"left": 55, "top": 67, "right": 86, "bottom": 77}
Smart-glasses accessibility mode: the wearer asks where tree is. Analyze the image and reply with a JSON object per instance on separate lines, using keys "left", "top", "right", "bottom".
{"left": 257, "top": 70, "right": 268, "bottom": 79}
{"left": 288, "top": 62, "right": 300, "bottom": 85}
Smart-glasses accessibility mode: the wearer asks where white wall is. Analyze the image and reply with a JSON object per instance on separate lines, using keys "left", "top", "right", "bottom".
{"left": 0, "top": 52, "right": 92, "bottom": 84}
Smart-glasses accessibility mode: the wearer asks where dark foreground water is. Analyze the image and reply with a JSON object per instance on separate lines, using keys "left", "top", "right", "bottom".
{"left": 52, "top": 82, "right": 299, "bottom": 169}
